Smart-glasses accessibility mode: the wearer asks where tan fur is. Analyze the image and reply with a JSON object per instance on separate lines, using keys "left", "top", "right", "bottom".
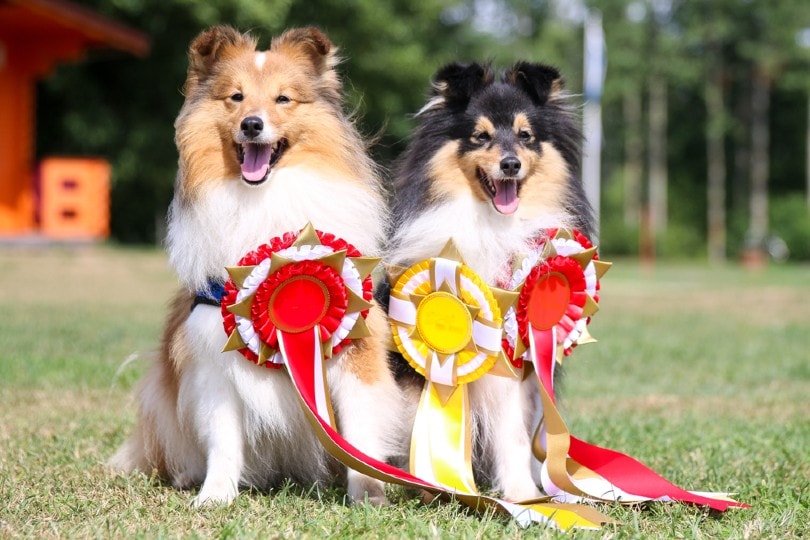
{"left": 427, "top": 135, "right": 569, "bottom": 218}
{"left": 470, "top": 117, "right": 496, "bottom": 142}
{"left": 339, "top": 304, "right": 388, "bottom": 385}
{"left": 517, "top": 142, "right": 570, "bottom": 215}
{"left": 427, "top": 142, "right": 472, "bottom": 200}
{"left": 174, "top": 26, "right": 376, "bottom": 203}
{"left": 161, "top": 289, "right": 195, "bottom": 376}
{"left": 512, "top": 113, "right": 533, "bottom": 140}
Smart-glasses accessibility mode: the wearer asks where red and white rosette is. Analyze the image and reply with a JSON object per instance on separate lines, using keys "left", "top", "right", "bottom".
{"left": 221, "top": 224, "right": 377, "bottom": 426}
{"left": 505, "top": 228, "right": 746, "bottom": 512}
{"left": 503, "top": 228, "right": 604, "bottom": 371}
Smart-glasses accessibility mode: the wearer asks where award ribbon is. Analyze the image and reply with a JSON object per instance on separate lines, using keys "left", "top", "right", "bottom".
{"left": 506, "top": 229, "right": 748, "bottom": 511}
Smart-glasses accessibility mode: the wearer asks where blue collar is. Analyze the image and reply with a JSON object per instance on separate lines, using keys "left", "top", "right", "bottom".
{"left": 192, "top": 279, "right": 225, "bottom": 311}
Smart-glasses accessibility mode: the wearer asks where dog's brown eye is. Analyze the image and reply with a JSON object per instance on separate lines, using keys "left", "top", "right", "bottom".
{"left": 518, "top": 129, "right": 532, "bottom": 142}
{"left": 230, "top": 93, "right": 244, "bottom": 102}
{"left": 276, "top": 95, "right": 291, "bottom": 104}
{"left": 474, "top": 132, "right": 491, "bottom": 144}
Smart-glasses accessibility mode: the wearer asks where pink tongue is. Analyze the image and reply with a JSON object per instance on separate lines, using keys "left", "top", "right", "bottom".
{"left": 493, "top": 181, "right": 519, "bottom": 214}
{"left": 241, "top": 144, "right": 272, "bottom": 182}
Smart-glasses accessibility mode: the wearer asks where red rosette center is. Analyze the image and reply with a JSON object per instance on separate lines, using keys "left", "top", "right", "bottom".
{"left": 526, "top": 272, "right": 570, "bottom": 330}
{"left": 269, "top": 275, "right": 330, "bottom": 333}
{"left": 252, "top": 260, "right": 348, "bottom": 348}
{"left": 517, "top": 255, "right": 587, "bottom": 344}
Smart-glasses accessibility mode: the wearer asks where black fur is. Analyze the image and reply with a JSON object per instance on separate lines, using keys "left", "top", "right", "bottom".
{"left": 388, "top": 61, "right": 593, "bottom": 240}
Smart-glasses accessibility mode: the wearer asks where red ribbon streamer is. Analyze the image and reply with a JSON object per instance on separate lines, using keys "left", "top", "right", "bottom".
{"left": 278, "top": 330, "right": 435, "bottom": 489}
{"left": 532, "top": 327, "right": 556, "bottom": 399}
{"left": 520, "top": 229, "right": 747, "bottom": 512}
{"left": 278, "top": 327, "right": 610, "bottom": 529}
{"left": 567, "top": 436, "right": 748, "bottom": 511}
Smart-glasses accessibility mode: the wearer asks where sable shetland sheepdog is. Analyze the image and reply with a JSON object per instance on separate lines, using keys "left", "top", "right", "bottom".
{"left": 380, "top": 61, "right": 593, "bottom": 501}
{"left": 109, "top": 26, "right": 403, "bottom": 507}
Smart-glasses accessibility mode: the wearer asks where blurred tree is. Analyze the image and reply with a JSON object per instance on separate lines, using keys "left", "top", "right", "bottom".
{"left": 36, "top": 0, "right": 487, "bottom": 243}
{"left": 736, "top": 0, "right": 809, "bottom": 259}
{"left": 595, "top": 0, "right": 810, "bottom": 260}
{"left": 679, "top": 0, "right": 737, "bottom": 262}
{"left": 605, "top": 0, "right": 647, "bottom": 229}
{"left": 34, "top": 0, "right": 810, "bottom": 259}
{"left": 676, "top": 0, "right": 810, "bottom": 261}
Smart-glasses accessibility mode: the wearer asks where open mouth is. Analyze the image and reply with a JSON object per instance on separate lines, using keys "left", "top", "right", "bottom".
{"left": 477, "top": 167, "right": 521, "bottom": 215}
{"left": 236, "top": 139, "right": 287, "bottom": 184}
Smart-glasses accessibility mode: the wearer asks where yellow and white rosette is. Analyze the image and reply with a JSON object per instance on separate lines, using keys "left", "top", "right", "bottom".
{"left": 389, "top": 253, "right": 505, "bottom": 388}
{"left": 388, "top": 241, "right": 508, "bottom": 491}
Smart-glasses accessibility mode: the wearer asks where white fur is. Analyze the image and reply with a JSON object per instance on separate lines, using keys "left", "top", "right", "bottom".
{"left": 180, "top": 307, "right": 337, "bottom": 506}
{"left": 112, "top": 165, "right": 399, "bottom": 507}
{"left": 388, "top": 192, "right": 572, "bottom": 502}
{"left": 173, "top": 306, "right": 404, "bottom": 507}
{"left": 389, "top": 193, "right": 572, "bottom": 285}
{"left": 254, "top": 52, "right": 267, "bottom": 70}
{"left": 167, "top": 165, "right": 386, "bottom": 291}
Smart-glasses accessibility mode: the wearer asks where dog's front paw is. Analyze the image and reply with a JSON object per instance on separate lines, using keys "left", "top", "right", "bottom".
{"left": 347, "top": 474, "right": 388, "bottom": 507}
{"left": 502, "top": 481, "right": 542, "bottom": 503}
{"left": 192, "top": 478, "right": 238, "bottom": 508}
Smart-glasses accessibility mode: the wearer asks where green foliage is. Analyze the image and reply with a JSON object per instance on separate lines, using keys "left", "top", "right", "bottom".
{"left": 656, "top": 223, "right": 705, "bottom": 259}
{"left": 770, "top": 194, "right": 810, "bottom": 261}
{"left": 726, "top": 194, "right": 810, "bottom": 262}
{"left": 599, "top": 168, "right": 640, "bottom": 257}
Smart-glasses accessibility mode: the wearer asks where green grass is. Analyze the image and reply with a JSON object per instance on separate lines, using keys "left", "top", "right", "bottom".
{"left": 1, "top": 248, "right": 808, "bottom": 538}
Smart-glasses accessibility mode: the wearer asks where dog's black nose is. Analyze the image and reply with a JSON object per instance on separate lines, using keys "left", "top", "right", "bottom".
{"left": 240, "top": 116, "right": 264, "bottom": 138}
{"left": 500, "top": 156, "right": 521, "bottom": 176}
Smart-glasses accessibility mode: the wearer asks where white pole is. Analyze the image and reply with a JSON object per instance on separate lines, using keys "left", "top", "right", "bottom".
{"left": 804, "top": 91, "right": 810, "bottom": 212}
{"left": 583, "top": 10, "right": 605, "bottom": 239}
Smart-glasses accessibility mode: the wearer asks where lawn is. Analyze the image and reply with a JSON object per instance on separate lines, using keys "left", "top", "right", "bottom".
{"left": 0, "top": 246, "right": 807, "bottom": 538}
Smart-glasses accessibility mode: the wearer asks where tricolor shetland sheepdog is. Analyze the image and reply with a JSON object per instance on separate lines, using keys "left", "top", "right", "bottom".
{"left": 109, "top": 26, "right": 402, "bottom": 507}
{"left": 381, "top": 61, "right": 593, "bottom": 501}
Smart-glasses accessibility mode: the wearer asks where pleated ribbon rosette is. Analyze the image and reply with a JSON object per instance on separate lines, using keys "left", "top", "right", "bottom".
{"left": 220, "top": 227, "right": 609, "bottom": 531}
{"left": 505, "top": 228, "right": 747, "bottom": 511}
{"left": 221, "top": 223, "right": 379, "bottom": 427}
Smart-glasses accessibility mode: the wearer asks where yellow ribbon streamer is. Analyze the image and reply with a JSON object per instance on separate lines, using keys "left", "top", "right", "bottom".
{"left": 410, "top": 381, "right": 476, "bottom": 493}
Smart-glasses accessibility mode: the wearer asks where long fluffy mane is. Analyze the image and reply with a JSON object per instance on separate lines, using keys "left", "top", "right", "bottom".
{"left": 165, "top": 26, "right": 387, "bottom": 292}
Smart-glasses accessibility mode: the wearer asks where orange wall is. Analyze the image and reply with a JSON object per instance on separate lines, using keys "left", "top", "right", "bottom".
{"left": 0, "top": 39, "right": 36, "bottom": 234}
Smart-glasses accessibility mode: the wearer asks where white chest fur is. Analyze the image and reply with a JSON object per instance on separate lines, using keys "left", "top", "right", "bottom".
{"left": 167, "top": 166, "right": 385, "bottom": 291}
{"left": 388, "top": 194, "right": 571, "bottom": 285}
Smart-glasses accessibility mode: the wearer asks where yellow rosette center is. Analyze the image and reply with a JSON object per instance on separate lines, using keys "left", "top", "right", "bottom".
{"left": 415, "top": 292, "right": 473, "bottom": 355}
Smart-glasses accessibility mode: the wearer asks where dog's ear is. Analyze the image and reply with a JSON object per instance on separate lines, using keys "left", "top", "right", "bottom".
{"left": 415, "top": 62, "right": 492, "bottom": 115}
{"left": 185, "top": 26, "right": 255, "bottom": 94}
{"left": 272, "top": 27, "right": 341, "bottom": 103}
{"left": 506, "top": 62, "right": 564, "bottom": 105}
{"left": 272, "top": 27, "right": 338, "bottom": 75}
{"left": 432, "top": 62, "right": 493, "bottom": 106}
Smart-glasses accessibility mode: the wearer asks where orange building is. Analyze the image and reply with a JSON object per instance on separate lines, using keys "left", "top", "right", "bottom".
{"left": 0, "top": 0, "right": 148, "bottom": 238}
